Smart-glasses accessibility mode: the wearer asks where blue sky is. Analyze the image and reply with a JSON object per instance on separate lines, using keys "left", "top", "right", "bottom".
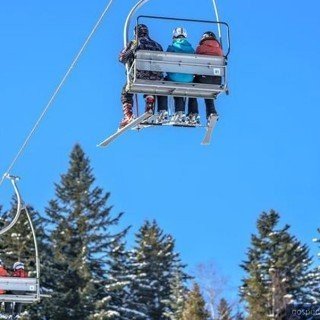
{"left": 0, "top": 0, "right": 319, "bottom": 297}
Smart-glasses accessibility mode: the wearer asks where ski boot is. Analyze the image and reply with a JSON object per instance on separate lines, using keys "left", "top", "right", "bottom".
{"left": 119, "top": 103, "right": 134, "bottom": 129}
{"left": 156, "top": 110, "right": 169, "bottom": 123}
{"left": 171, "top": 111, "right": 186, "bottom": 124}
{"left": 187, "top": 113, "right": 200, "bottom": 125}
{"left": 145, "top": 95, "right": 155, "bottom": 113}
{"left": 207, "top": 112, "right": 219, "bottom": 126}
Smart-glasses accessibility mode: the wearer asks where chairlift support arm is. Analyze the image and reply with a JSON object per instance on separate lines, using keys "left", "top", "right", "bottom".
{"left": 0, "top": 175, "right": 22, "bottom": 236}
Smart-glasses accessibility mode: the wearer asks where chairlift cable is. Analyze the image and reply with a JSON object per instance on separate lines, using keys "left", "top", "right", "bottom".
{"left": 0, "top": 0, "right": 115, "bottom": 187}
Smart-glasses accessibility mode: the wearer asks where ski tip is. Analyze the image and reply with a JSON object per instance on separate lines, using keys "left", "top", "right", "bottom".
{"left": 97, "top": 142, "right": 107, "bottom": 148}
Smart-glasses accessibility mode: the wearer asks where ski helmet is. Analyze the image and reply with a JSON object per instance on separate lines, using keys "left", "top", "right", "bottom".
{"left": 0, "top": 259, "right": 3, "bottom": 266}
{"left": 172, "top": 27, "right": 187, "bottom": 39}
{"left": 13, "top": 261, "right": 24, "bottom": 270}
{"left": 201, "top": 31, "right": 217, "bottom": 41}
{"left": 134, "top": 24, "right": 149, "bottom": 37}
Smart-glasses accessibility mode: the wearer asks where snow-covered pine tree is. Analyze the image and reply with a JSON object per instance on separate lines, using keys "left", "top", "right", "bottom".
{"left": 164, "top": 263, "right": 189, "bottom": 320}
{"left": 92, "top": 233, "right": 138, "bottom": 320}
{"left": 44, "top": 144, "right": 126, "bottom": 320}
{"left": 216, "top": 298, "right": 233, "bottom": 320}
{"left": 128, "top": 220, "right": 188, "bottom": 320}
{"left": 181, "top": 283, "right": 210, "bottom": 320}
{"left": 240, "top": 210, "right": 314, "bottom": 320}
{"left": 310, "top": 228, "right": 320, "bottom": 302}
{"left": 233, "top": 311, "right": 246, "bottom": 320}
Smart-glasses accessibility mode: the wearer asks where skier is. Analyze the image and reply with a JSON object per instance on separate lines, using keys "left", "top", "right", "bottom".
{"left": 188, "top": 31, "right": 223, "bottom": 124}
{"left": 12, "top": 262, "right": 28, "bottom": 317}
{"left": 166, "top": 27, "right": 195, "bottom": 123}
{"left": 0, "top": 258, "right": 9, "bottom": 294}
{"left": 0, "top": 258, "right": 12, "bottom": 314}
{"left": 119, "top": 24, "right": 168, "bottom": 128}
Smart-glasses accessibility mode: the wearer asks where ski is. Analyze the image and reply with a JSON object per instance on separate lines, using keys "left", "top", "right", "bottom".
{"left": 97, "top": 111, "right": 153, "bottom": 147}
{"left": 201, "top": 114, "right": 219, "bottom": 145}
{"left": 132, "top": 114, "right": 159, "bottom": 130}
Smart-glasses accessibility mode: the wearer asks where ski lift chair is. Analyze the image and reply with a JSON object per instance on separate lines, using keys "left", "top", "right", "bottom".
{"left": 0, "top": 175, "right": 49, "bottom": 305}
{"left": 126, "top": 16, "right": 231, "bottom": 100}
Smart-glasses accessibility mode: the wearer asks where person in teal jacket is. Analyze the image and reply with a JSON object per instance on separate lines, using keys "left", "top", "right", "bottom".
{"left": 167, "top": 27, "right": 195, "bottom": 123}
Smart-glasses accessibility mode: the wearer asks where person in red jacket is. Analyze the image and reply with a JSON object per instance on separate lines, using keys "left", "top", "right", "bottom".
{"left": 0, "top": 258, "right": 9, "bottom": 294}
{"left": 0, "top": 258, "right": 12, "bottom": 314}
{"left": 187, "top": 31, "right": 223, "bottom": 124}
{"left": 12, "top": 262, "right": 28, "bottom": 316}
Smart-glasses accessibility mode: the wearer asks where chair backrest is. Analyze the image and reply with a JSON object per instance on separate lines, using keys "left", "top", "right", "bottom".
{"left": 135, "top": 50, "right": 226, "bottom": 77}
{"left": 0, "top": 277, "right": 37, "bottom": 292}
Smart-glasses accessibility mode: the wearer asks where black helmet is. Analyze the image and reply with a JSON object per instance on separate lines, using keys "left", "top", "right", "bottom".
{"left": 201, "top": 31, "right": 217, "bottom": 41}
{"left": 134, "top": 24, "right": 149, "bottom": 37}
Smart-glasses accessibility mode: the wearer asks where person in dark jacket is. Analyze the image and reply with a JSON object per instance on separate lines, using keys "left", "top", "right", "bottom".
{"left": 188, "top": 31, "right": 223, "bottom": 124}
{"left": 167, "top": 27, "right": 195, "bottom": 123}
{"left": 119, "top": 24, "right": 167, "bottom": 128}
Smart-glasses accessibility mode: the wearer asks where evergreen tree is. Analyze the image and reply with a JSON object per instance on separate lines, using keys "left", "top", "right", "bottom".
{"left": 93, "top": 234, "right": 137, "bottom": 320}
{"left": 233, "top": 311, "right": 246, "bottom": 320}
{"left": 44, "top": 144, "right": 126, "bottom": 320}
{"left": 128, "top": 220, "right": 188, "bottom": 320}
{"left": 311, "top": 228, "right": 320, "bottom": 302}
{"left": 181, "top": 283, "right": 210, "bottom": 320}
{"left": 240, "top": 210, "right": 314, "bottom": 320}
{"left": 216, "top": 298, "right": 233, "bottom": 320}
{"left": 164, "top": 265, "right": 189, "bottom": 320}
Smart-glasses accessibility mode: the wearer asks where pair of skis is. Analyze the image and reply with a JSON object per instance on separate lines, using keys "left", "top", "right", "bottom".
{"left": 97, "top": 112, "right": 218, "bottom": 148}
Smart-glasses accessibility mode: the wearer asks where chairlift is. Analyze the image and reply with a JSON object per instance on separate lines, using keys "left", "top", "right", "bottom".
{"left": 98, "top": 0, "right": 231, "bottom": 147}
{"left": 0, "top": 175, "right": 49, "bottom": 305}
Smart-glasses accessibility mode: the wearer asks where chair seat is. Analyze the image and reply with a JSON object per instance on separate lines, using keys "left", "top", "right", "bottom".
{"left": 128, "top": 79, "right": 226, "bottom": 98}
{"left": 0, "top": 294, "right": 39, "bottom": 304}
{"left": 0, "top": 277, "right": 37, "bottom": 291}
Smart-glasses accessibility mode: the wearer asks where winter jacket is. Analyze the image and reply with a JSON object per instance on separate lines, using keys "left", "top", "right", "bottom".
{"left": 196, "top": 38, "right": 223, "bottom": 56}
{"left": 13, "top": 269, "right": 28, "bottom": 278}
{"left": 0, "top": 266, "right": 9, "bottom": 294}
{"left": 166, "top": 38, "right": 195, "bottom": 83}
{"left": 119, "top": 36, "right": 164, "bottom": 80}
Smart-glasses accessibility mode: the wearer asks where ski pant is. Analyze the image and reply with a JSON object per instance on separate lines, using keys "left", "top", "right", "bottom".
{"left": 173, "top": 97, "right": 186, "bottom": 113}
{"left": 14, "top": 302, "right": 23, "bottom": 315}
{"left": 4, "top": 302, "right": 12, "bottom": 313}
{"left": 11, "top": 290, "right": 24, "bottom": 315}
{"left": 121, "top": 84, "right": 168, "bottom": 112}
{"left": 188, "top": 76, "right": 221, "bottom": 118}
